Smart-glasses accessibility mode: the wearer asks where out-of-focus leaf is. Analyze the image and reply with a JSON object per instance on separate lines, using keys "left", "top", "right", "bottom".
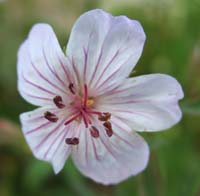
{"left": 0, "top": 118, "right": 21, "bottom": 143}
{"left": 63, "top": 159, "right": 97, "bottom": 196}
{"left": 181, "top": 101, "right": 200, "bottom": 115}
{"left": 0, "top": 118, "right": 30, "bottom": 155}
{"left": 156, "top": 130, "right": 200, "bottom": 196}
{"left": 0, "top": 0, "right": 200, "bottom": 195}
{"left": 23, "top": 159, "right": 52, "bottom": 192}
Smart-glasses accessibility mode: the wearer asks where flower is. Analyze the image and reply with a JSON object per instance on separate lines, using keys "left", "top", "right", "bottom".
{"left": 17, "top": 9, "right": 183, "bottom": 185}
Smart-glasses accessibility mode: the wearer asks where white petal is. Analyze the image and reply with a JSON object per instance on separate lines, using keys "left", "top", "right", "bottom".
{"left": 66, "top": 9, "right": 145, "bottom": 94}
{"left": 71, "top": 121, "right": 149, "bottom": 185}
{"left": 20, "top": 107, "right": 73, "bottom": 174}
{"left": 17, "top": 23, "right": 72, "bottom": 106}
{"left": 100, "top": 74, "right": 184, "bottom": 132}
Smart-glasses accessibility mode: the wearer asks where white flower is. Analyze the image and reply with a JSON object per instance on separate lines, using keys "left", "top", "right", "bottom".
{"left": 17, "top": 9, "right": 183, "bottom": 185}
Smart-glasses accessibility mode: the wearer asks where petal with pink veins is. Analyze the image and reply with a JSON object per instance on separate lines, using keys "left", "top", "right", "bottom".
{"left": 17, "top": 24, "right": 73, "bottom": 106}
{"left": 99, "top": 74, "right": 184, "bottom": 132}
{"left": 17, "top": 9, "right": 184, "bottom": 184}
{"left": 71, "top": 121, "right": 149, "bottom": 185}
{"left": 20, "top": 106, "right": 74, "bottom": 173}
{"left": 66, "top": 9, "right": 145, "bottom": 94}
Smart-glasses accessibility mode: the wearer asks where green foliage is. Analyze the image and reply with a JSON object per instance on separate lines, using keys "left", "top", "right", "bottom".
{"left": 0, "top": 0, "right": 200, "bottom": 195}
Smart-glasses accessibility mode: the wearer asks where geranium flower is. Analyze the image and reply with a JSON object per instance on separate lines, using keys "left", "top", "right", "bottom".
{"left": 17, "top": 9, "right": 183, "bottom": 185}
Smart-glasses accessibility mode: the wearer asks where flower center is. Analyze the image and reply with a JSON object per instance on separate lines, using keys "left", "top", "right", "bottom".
{"left": 86, "top": 98, "right": 94, "bottom": 107}
{"left": 44, "top": 83, "right": 113, "bottom": 145}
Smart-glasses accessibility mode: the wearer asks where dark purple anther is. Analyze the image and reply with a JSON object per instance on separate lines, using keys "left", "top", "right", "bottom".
{"left": 103, "top": 121, "right": 113, "bottom": 137}
{"left": 103, "top": 121, "right": 112, "bottom": 130}
{"left": 65, "top": 137, "right": 79, "bottom": 145}
{"left": 98, "top": 112, "right": 111, "bottom": 121}
{"left": 69, "top": 83, "right": 75, "bottom": 94}
{"left": 44, "top": 111, "right": 58, "bottom": 122}
{"left": 90, "top": 126, "right": 100, "bottom": 138}
{"left": 105, "top": 128, "right": 113, "bottom": 137}
{"left": 53, "top": 96, "right": 65, "bottom": 108}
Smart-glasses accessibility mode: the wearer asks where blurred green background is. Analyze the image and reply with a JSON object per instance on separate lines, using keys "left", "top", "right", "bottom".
{"left": 0, "top": 0, "right": 200, "bottom": 195}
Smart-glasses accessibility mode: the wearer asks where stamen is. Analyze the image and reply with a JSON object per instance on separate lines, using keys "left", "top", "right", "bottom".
{"left": 83, "top": 84, "right": 88, "bottom": 108}
{"left": 98, "top": 112, "right": 111, "bottom": 121}
{"left": 103, "top": 121, "right": 112, "bottom": 130}
{"left": 105, "top": 128, "right": 113, "bottom": 137}
{"left": 65, "top": 137, "right": 79, "bottom": 145}
{"left": 44, "top": 111, "right": 58, "bottom": 122}
{"left": 53, "top": 96, "right": 65, "bottom": 108}
{"left": 87, "top": 110, "right": 102, "bottom": 115}
{"left": 69, "top": 83, "right": 75, "bottom": 94}
{"left": 81, "top": 109, "right": 91, "bottom": 128}
{"left": 64, "top": 113, "right": 81, "bottom": 125}
{"left": 90, "top": 126, "right": 100, "bottom": 138}
{"left": 103, "top": 121, "right": 113, "bottom": 137}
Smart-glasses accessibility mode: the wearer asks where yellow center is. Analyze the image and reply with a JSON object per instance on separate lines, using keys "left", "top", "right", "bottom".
{"left": 87, "top": 98, "right": 94, "bottom": 107}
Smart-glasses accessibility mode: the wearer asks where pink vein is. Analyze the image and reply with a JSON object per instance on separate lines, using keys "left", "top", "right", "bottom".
{"left": 91, "top": 137, "right": 99, "bottom": 161}
{"left": 71, "top": 57, "right": 81, "bottom": 86}
{"left": 99, "top": 135, "right": 117, "bottom": 161}
{"left": 42, "top": 47, "right": 66, "bottom": 88}
{"left": 92, "top": 50, "right": 119, "bottom": 89}
{"left": 56, "top": 52, "right": 71, "bottom": 83}
{"left": 83, "top": 47, "right": 88, "bottom": 82}
{"left": 111, "top": 121, "right": 134, "bottom": 148}
{"left": 96, "top": 66, "right": 122, "bottom": 91}
{"left": 104, "top": 99, "right": 147, "bottom": 105}
{"left": 89, "top": 48, "right": 103, "bottom": 84}
{"left": 51, "top": 127, "right": 72, "bottom": 160}
{"left": 22, "top": 73, "right": 56, "bottom": 96}
{"left": 44, "top": 125, "right": 68, "bottom": 159}
{"left": 22, "top": 91, "right": 52, "bottom": 101}
{"left": 26, "top": 121, "right": 51, "bottom": 135}
{"left": 34, "top": 119, "right": 65, "bottom": 151}
{"left": 30, "top": 59, "right": 66, "bottom": 94}
{"left": 113, "top": 109, "right": 152, "bottom": 119}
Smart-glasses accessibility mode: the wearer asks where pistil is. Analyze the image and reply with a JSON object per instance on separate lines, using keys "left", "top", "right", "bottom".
{"left": 46, "top": 83, "right": 114, "bottom": 146}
